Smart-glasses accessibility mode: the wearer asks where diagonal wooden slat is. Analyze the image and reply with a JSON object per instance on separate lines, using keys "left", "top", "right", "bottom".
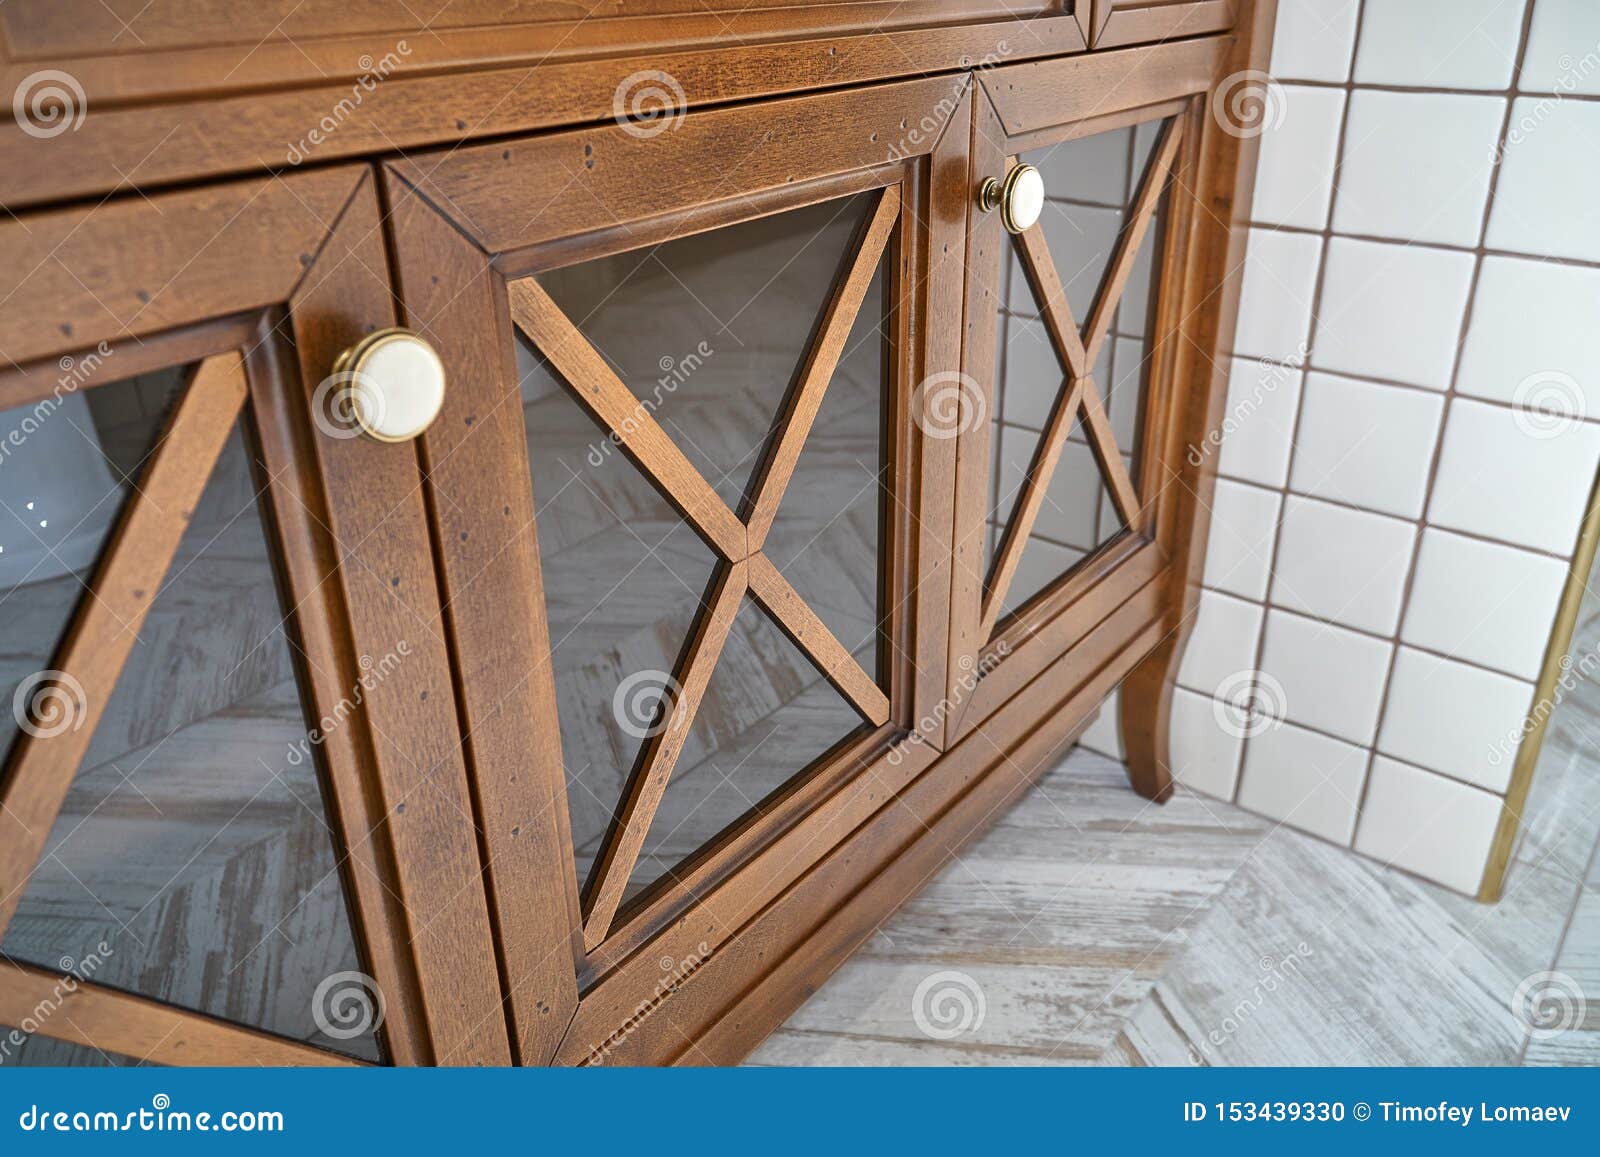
{"left": 0, "top": 956, "right": 364, "bottom": 1066}
{"left": 746, "top": 553, "right": 890, "bottom": 726}
{"left": 0, "top": 352, "right": 248, "bottom": 939}
{"left": 1083, "top": 116, "right": 1184, "bottom": 365}
{"left": 507, "top": 278, "right": 748, "bottom": 562}
{"left": 581, "top": 560, "right": 750, "bottom": 951}
{"left": 745, "top": 184, "right": 900, "bottom": 550}
{"left": 1079, "top": 380, "right": 1142, "bottom": 525}
{"left": 979, "top": 375, "right": 1088, "bottom": 640}
{"left": 1014, "top": 224, "right": 1088, "bottom": 379}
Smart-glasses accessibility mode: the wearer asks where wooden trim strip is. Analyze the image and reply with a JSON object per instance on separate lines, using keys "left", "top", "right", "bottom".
{"left": 1083, "top": 115, "right": 1184, "bottom": 365}
{"left": 506, "top": 278, "right": 747, "bottom": 561}
{"left": 745, "top": 184, "right": 899, "bottom": 549}
{"left": 0, "top": 351, "right": 247, "bottom": 938}
{"left": 1014, "top": 224, "right": 1089, "bottom": 378}
{"left": 1080, "top": 382, "right": 1142, "bottom": 524}
{"left": 979, "top": 376, "right": 1088, "bottom": 640}
{"left": 0, "top": 957, "right": 363, "bottom": 1067}
{"left": 582, "top": 561, "right": 750, "bottom": 951}
{"left": 747, "top": 553, "right": 891, "bottom": 726}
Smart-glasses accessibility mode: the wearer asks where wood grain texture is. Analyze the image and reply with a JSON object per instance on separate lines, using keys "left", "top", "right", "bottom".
{"left": 1093, "top": 0, "right": 1235, "bottom": 50}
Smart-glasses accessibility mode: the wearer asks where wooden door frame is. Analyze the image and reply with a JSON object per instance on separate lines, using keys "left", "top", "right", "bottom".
{"left": 1090, "top": 0, "right": 1237, "bottom": 48}
{"left": 381, "top": 74, "right": 971, "bottom": 1065}
{"left": 944, "top": 37, "right": 1225, "bottom": 764}
{"left": 0, "top": 168, "right": 512, "bottom": 1066}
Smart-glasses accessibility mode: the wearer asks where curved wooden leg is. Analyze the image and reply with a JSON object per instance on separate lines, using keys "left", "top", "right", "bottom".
{"left": 1118, "top": 635, "right": 1180, "bottom": 803}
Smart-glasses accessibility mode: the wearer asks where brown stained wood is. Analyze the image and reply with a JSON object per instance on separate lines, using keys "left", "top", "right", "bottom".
{"left": 0, "top": 958, "right": 364, "bottom": 1067}
{"left": 979, "top": 36, "right": 1227, "bottom": 136}
{"left": 390, "top": 77, "right": 965, "bottom": 259}
{"left": 1121, "top": 2, "right": 1275, "bottom": 803}
{"left": 384, "top": 180, "right": 579, "bottom": 1066}
{"left": 1014, "top": 224, "right": 1089, "bottom": 378}
{"left": 0, "top": 20, "right": 1091, "bottom": 210}
{"left": 0, "top": 170, "right": 362, "bottom": 368}
{"left": 1083, "top": 115, "right": 1184, "bottom": 365}
{"left": 1079, "top": 384, "right": 1142, "bottom": 525}
{"left": 1094, "top": 0, "right": 1236, "bottom": 50}
{"left": 507, "top": 278, "right": 747, "bottom": 561}
{"left": 746, "top": 184, "right": 900, "bottom": 549}
{"left": 980, "top": 376, "right": 1088, "bottom": 640}
{"left": 747, "top": 554, "right": 891, "bottom": 726}
{"left": 0, "top": 352, "right": 247, "bottom": 939}
{"left": 582, "top": 561, "right": 750, "bottom": 951}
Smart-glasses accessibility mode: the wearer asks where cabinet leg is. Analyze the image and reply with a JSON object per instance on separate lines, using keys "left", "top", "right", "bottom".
{"left": 1118, "top": 637, "right": 1178, "bottom": 803}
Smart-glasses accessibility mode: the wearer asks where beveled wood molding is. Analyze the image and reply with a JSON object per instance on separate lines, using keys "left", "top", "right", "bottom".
{"left": 1092, "top": 0, "right": 1236, "bottom": 50}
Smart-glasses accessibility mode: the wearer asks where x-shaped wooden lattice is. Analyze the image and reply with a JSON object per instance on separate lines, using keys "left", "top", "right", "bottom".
{"left": 508, "top": 186, "right": 899, "bottom": 949}
{"left": 980, "top": 118, "right": 1183, "bottom": 642}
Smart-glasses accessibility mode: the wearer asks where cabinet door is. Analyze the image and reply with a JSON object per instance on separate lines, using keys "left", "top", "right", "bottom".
{"left": 945, "top": 38, "right": 1231, "bottom": 746}
{"left": 0, "top": 170, "right": 508, "bottom": 1066}
{"left": 382, "top": 76, "right": 968, "bottom": 1063}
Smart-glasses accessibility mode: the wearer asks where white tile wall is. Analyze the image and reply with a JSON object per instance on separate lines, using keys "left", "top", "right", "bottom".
{"left": 1139, "top": 0, "right": 1600, "bottom": 897}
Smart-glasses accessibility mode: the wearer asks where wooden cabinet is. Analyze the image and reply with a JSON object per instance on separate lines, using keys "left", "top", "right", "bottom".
{"left": 0, "top": 1, "right": 1272, "bottom": 1066}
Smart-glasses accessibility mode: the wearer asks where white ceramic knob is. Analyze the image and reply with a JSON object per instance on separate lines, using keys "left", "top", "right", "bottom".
{"left": 980, "top": 163, "right": 1045, "bottom": 235}
{"left": 330, "top": 328, "right": 447, "bottom": 443}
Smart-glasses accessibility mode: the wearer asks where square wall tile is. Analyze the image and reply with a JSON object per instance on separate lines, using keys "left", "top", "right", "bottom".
{"left": 1354, "top": 758, "right": 1502, "bottom": 895}
{"left": 1078, "top": 687, "right": 1125, "bottom": 761}
{"left": 1457, "top": 256, "right": 1600, "bottom": 416}
{"left": 1488, "top": 98, "right": 1600, "bottom": 262}
{"left": 1029, "top": 127, "right": 1132, "bottom": 208}
{"left": 1218, "top": 357, "right": 1304, "bottom": 488}
{"left": 1288, "top": 373, "right": 1445, "bottom": 519}
{"left": 999, "top": 314, "right": 1069, "bottom": 430}
{"left": 1402, "top": 529, "right": 1568, "bottom": 680}
{"left": 1170, "top": 686, "right": 1245, "bottom": 799}
{"left": 1377, "top": 648, "right": 1534, "bottom": 793}
{"left": 1108, "top": 337, "right": 1146, "bottom": 454}
{"left": 1315, "top": 237, "right": 1475, "bottom": 390}
{"left": 1428, "top": 397, "right": 1600, "bottom": 555}
{"left": 1178, "top": 588, "right": 1267, "bottom": 695}
{"left": 1354, "top": 0, "right": 1525, "bottom": 89}
{"left": 1270, "top": 495, "right": 1417, "bottom": 635}
{"left": 1238, "top": 721, "right": 1369, "bottom": 844}
{"left": 1260, "top": 610, "right": 1394, "bottom": 745}
{"left": 1253, "top": 85, "right": 1345, "bottom": 230}
{"left": 1522, "top": 0, "right": 1600, "bottom": 95}
{"left": 1233, "top": 229, "right": 1322, "bottom": 363}
{"left": 1271, "top": 0, "right": 1362, "bottom": 82}
{"left": 1334, "top": 91, "right": 1505, "bottom": 247}
{"left": 1203, "top": 479, "right": 1282, "bottom": 601}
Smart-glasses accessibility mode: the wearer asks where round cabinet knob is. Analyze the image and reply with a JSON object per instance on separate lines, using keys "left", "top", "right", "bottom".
{"left": 330, "top": 328, "right": 447, "bottom": 443}
{"left": 979, "top": 163, "right": 1045, "bottom": 235}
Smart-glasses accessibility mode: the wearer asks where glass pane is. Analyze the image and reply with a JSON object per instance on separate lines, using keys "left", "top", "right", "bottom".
{"left": 0, "top": 369, "right": 379, "bottom": 1062}
{"left": 629, "top": 601, "right": 869, "bottom": 904}
{"left": 516, "top": 192, "right": 890, "bottom": 913}
{"left": 984, "top": 119, "right": 1172, "bottom": 621}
